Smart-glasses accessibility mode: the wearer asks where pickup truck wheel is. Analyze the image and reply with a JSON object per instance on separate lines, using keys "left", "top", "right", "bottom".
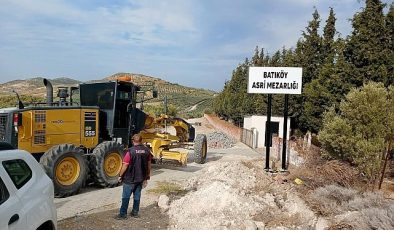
{"left": 40, "top": 144, "right": 87, "bottom": 197}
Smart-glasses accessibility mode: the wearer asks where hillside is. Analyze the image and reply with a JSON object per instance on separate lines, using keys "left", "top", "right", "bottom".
{"left": 0, "top": 77, "right": 81, "bottom": 97}
{"left": 0, "top": 73, "right": 216, "bottom": 117}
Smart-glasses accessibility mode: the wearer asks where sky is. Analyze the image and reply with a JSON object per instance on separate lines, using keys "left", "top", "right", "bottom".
{"left": 0, "top": 0, "right": 392, "bottom": 91}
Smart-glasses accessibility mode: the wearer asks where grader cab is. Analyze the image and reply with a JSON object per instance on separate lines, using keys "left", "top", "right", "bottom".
{"left": 0, "top": 78, "right": 207, "bottom": 197}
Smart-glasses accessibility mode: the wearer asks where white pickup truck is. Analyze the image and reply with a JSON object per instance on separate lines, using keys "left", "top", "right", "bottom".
{"left": 0, "top": 143, "right": 57, "bottom": 230}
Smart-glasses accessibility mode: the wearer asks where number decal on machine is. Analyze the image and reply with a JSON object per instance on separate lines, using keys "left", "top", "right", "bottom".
{"left": 84, "top": 112, "right": 97, "bottom": 137}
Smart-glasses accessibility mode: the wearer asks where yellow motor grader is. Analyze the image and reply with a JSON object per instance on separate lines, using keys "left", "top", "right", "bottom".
{"left": 0, "top": 77, "right": 207, "bottom": 197}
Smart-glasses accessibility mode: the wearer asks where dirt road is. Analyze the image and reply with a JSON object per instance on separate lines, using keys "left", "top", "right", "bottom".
{"left": 57, "top": 118, "right": 261, "bottom": 229}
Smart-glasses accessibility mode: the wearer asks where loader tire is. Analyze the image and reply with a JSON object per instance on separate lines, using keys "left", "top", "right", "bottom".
{"left": 91, "top": 141, "right": 124, "bottom": 187}
{"left": 40, "top": 144, "right": 87, "bottom": 197}
{"left": 194, "top": 134, "right": 207, "bottom": 164}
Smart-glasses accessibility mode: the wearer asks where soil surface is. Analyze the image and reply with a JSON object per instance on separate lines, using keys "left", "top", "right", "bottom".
{"left": 59, "top": 204, "right": 169, "bottom": 230}
{"left": 58, "top": 117, "right": 259, "bottom": 230}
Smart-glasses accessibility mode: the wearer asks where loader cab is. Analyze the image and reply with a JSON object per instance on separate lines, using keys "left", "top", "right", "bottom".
{"left": 79, "top": 81, "right": 140, "bottom": 145}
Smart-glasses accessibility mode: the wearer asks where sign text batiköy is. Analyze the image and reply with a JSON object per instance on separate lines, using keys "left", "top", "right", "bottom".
{"left": 248, "top": 67, "right": 302, "bottom": 94}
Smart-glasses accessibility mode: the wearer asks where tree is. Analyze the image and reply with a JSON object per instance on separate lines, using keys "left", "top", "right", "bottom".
{"left": 322, "top": 7, "right": 337, "bottom": 64}
{"left": 299, "top": 9, "right": 339, "bottom": 132}
{"left": 215, "top": 58, "right": 251, "bottom": 124}
{"left": 344, "top": 0, "right": 390, "bottom": 86}
{"left": 300, "top": 8, "right": 323, "bottom": 85}
{"left": 289, "top": 9, "right": 324, "bottom": 132}
{"left": 300, "top": 38, "right": 353, "bottom": 132}
{"left": 385, "top": 4, "right": 394, "bottom": 85}
{"left": 0, "top": 95, "right": 43, "bottom": 108}
{"left": 251, "top": 46, "right": 261, "bottom": 66}
{"left": 319, "top": 82, "right": 393, "bottom": 185}
{"left": 259, "top": 48, "right": 269, "bottom": 66}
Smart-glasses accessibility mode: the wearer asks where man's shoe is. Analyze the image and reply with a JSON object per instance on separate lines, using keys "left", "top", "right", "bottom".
{"left": 115, "top": 214, "right": 127, "bottom": 220}
{"left": 130, "top": 212, "right": 140, "bottom": 218}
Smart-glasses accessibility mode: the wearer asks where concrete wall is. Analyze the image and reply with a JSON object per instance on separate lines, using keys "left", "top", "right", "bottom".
{"left": 243, "top": 115, "right": 291, "bottom": 148}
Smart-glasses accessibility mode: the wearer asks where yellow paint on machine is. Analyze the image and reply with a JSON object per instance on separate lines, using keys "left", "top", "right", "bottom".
{"left": 17, "top": 107, "right": 99, "bottom": 154}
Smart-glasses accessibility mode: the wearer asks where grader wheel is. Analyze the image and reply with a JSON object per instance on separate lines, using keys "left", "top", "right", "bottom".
{"left": 194, "top": 134, "right": 207, "bottom": 164}
{"left": 91, "top": 141, "right": 124, "bottom": 187}
{"left": 40, "top": 144, "right": 88, "bottom": 197}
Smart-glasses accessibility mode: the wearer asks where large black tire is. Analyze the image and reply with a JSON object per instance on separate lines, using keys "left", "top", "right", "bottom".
{"left": 194, "top": 134, "right": 207, "bottom": 164}
{"left": 40, "top": 144, "right": 88, "bottom": 197}
{"left": 91, "top": 141, "right": 124, "bottom": 187}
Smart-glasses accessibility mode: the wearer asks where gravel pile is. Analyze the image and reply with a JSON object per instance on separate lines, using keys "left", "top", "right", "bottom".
{"left": 206, "top": 131, "right": 236, "bottom": 149}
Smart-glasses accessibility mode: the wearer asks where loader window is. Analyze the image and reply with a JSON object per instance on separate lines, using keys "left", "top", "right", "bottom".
{"left": 80, "top": 83, "right": 115, "bottom": 109}
{"left": 117, "top": 91, "right": 131, "bottom": 100}
{"left": 114, "top": 89, "right": 131, "bottom": 128}
{"left": 98, "top": 91, "right": 114, "bottom": 109}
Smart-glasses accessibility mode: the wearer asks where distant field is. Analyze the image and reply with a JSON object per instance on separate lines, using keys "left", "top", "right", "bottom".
{"left": 0, "top": 73, "right": 216, "bottom": 118}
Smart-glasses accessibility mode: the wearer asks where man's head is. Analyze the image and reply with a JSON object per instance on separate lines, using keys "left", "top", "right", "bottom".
{"left": 132, "top": 134, "right": 142, "bottom": 144}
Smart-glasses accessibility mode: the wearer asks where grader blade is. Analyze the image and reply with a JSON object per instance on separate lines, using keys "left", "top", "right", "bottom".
{"left": 160, "top": 150, "right": 188, "bottom": 166}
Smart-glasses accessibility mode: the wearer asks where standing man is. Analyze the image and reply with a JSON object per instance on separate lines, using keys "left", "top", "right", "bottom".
{"left": 116, "top": 134, "right": 152, "bottom": 219}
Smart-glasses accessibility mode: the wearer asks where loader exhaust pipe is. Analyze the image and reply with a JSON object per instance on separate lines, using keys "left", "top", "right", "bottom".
{"left": 43, "top": 78, "right": 53, "bottom": 105}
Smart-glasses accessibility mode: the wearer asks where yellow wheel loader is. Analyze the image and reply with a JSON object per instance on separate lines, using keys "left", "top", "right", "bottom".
{"left": 0, "top": 77, "right": 207, "bottom": 197}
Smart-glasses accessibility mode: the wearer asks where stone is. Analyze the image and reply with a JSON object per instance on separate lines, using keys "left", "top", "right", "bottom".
{"left": 244, "top": 220, "right": 257, "bottom": 230}
{"left": 158, "top": 194, "right": 170, "bottom": 212}
{"left": 315, "top": 217, "right": 329, "bottom": 230}
{"left": 255, "top": 221, "right": 265, "bottom": 230}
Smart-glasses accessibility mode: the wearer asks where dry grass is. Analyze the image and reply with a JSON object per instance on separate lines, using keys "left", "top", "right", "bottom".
{"left": 305, "top": 184, "right": 394, "bottom": 229}
{"left": 147, "top": 181, "right": 187, "bottom": 197}
{"left": 253, "top": 211, "right": 304, "bottom": 229}
{"left": 290, "top": 159, "right": 361, "bottom": 193}
{"left": 289, "top": 142, "right": 362, "bottom": 191}
{"left": 241, "top": 160, "right": 254, "bottom": 169}
{"left": 347, "top": 192, "right": 386, "bottom": 210}
{"left": 306, "top": 185, "right": 359, "bottom": 216}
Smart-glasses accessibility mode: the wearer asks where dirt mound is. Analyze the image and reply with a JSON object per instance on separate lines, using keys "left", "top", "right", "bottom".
{"left": 168, "top": 161, "right": 317, "bottom": 229}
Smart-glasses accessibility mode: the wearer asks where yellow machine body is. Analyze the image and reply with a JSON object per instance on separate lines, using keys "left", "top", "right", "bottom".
{"left": 17, "top": 107, "right": 99, "bottom": 154}
{"left": 139, "top": 114, "right": 192, "bottom": 165}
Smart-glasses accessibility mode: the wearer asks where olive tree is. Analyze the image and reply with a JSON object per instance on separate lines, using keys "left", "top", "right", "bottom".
{"left": 319, "top": 82, "right": 394, "bottom": 185}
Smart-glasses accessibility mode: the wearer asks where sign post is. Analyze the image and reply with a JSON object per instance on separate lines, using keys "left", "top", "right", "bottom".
{"left": 265, "top": 94, "right": 272, "bottom": 170}
{"left": 282, "top": 94, "right": 289, "bottom": 170}
{"left": 248, "top": 67, "right": 302, "bottom": 171}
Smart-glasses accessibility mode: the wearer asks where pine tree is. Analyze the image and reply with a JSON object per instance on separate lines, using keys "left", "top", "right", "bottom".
{"left": 300, "top": 9, "right": 323, "bottom": 85}
{"left": 301, "top": 38, "right": 353, "bottom": 132}
{"left": 344, "top": 0, "right": 389, "bottom": 86}
{"left": 290, "top": 10, "right": 323, "bottom": 132}
{"left": 252, "top": 46, "right": 260, "bottom": 66}
{"left": 386, "top": 4, "right": 394, "bottom": 85}
{"left": 259, "top": 48, "right": 269, "bottom": 66}
{"left": 322, "top": 7, "right": 336, "bottom": 64}
{"left": 299, "top": 8, "right": 339, "bottom": 132}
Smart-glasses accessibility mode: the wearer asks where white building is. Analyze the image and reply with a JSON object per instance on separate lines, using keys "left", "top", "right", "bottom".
{"left": 243, "top": 115, "right": 291, "bottom": 148}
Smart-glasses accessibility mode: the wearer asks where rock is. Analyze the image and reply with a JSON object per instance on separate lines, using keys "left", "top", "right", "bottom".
{"left": 244, "top": 220, "right": 257, "bottom": 230}
{"left": 255, "top": 221, "right": 265, "bottom": 230}
{"left": 158, "top": 194, "right": 170, "bottom": 212}
{"left": 315, "top": 217, "right": 329, "bottom": 230}
{"left": 262, "top": 193, "right": 276, "bottom": 207}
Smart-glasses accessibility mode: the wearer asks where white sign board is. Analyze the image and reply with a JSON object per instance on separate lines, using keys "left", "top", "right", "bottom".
{"left": 248, "top": 67, "right": 303, "bottom": 94}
